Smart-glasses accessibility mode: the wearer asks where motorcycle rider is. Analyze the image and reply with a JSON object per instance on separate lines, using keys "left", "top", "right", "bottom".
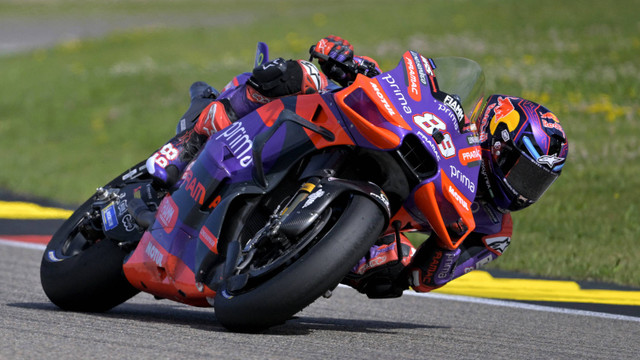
{"left": 146, "top": 35, "right": 569, "bottom": 298}
{"left": 146, "top": 36, "right": 373, "bottom": 188}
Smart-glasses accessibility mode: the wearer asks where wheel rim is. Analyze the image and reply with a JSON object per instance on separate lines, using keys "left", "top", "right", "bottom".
{"left": 228, "top": 207, "right": 333, "bottom": 294}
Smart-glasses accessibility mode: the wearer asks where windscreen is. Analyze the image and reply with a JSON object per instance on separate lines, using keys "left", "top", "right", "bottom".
{"left": 432, "top": 57, "right": 486, "bottom": 124}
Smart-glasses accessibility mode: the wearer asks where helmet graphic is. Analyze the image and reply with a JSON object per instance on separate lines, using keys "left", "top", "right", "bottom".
{"left": 477, "top": 95, "right": 569, "bottom": 211}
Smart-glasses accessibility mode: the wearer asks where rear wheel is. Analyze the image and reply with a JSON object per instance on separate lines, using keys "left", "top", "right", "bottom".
{"left": 213, "top": 193, "right": 385, "bottom": 332}
{"left": 40, "top": 196, "right": 140, "bottom": 312}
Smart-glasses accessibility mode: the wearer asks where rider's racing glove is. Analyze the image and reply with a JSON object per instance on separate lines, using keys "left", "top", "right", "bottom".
{"left": 313, "top": 35, "right": 355, "bottom": 86}
{"left": 315, "top": 35, "right": 354, "bottom": 63}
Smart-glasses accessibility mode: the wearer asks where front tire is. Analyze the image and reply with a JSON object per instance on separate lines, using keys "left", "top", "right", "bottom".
{"left": 40, "top": 197, "right": 140, "bottom": 312}
{"left": 213, "top": 194, "right": 385, "bottom": 332}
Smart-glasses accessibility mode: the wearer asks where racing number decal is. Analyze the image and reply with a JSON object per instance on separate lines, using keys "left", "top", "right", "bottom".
{"left": 150, "top": 143, "right": 179, "bottom": 168}
{"left": 413, "top": 112, "right": 456, "bottom": 158}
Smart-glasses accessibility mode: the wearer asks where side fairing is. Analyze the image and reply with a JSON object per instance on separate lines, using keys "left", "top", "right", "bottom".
{"left": 124, "top": 94, "right": 357, "bottom": 303}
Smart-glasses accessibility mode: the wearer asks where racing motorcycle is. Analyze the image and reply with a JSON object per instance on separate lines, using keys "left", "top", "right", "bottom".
{"left": 40, "top": 42, "right": 486, "bottom": 332}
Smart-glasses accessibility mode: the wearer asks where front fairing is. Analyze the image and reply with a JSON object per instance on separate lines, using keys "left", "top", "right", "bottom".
{"left": 334, "top": 52, "right": 485, "bottom": 248}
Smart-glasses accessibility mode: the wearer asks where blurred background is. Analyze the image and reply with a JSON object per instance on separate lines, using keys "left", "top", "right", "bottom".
{"left": 0, "top": 0, "right": 638, "bottom": 287}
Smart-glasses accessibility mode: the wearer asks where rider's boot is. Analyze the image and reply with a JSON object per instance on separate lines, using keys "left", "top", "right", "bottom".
{"left": 341, "top": 233, "right": 416, "bottom": 299}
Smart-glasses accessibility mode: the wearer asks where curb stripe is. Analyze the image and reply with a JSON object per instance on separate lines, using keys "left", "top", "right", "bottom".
{"left": 1, "top": 235, "right": 51, "bottom": 244}
{"left": 0, "top": 201, "right": 73, "bottom": 220}
{"left": 432, "top": 270, "right": 640, "bottom": 306}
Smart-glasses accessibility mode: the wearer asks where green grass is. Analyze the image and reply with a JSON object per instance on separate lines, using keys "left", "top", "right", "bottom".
{"left": 1, "top": 0, "right": 638, "bottom": 287}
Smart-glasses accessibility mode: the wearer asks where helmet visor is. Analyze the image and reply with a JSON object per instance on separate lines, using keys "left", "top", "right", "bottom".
{"left": 503, "top": 153, "right": 558, "bottom": 202}
{"left": 492, "top": 136, "right": 559, "bottom": 203}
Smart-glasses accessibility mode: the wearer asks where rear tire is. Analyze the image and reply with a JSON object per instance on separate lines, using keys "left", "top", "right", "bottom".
{"left": 40, "top": 197, "right": 139, "bottom": 312}
{"left": 213, "top": 194, "right": 385, "bottom": 332}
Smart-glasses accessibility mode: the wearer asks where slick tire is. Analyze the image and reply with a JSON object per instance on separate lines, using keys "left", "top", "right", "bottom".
{"left": 213, "top": 194, "right": 385, "bottom": 332}
{"left": 40, "top": 198, "right": 139, "bottom": 312}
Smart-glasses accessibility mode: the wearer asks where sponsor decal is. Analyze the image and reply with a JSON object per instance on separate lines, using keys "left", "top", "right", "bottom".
{"left": 302, "top": 189, "right": 326, "bottom": 208}
{"left": 442, "top": 173, "right": 471, "bottom": 212}
{"left": 449, "top": 165, "right": 476, "bottom": 192}
{"left": 182, "top": 169, "right": 206, "bottom": 205}
{"left": 483, "top": 236, "right": 511, "bottom": 255}
{"left": 537, "top": 154, "right": 564, "bottom": 168}
{"left": 423, "top": 250, "right": 443, "bottom": 281}
{"left": 489, "top": 96, "right": 520, "bottom": 134}
{"left": 101, "top": 202, "right": 118, "bottom": 231}
{"left": 199, "top": 226, "right": 218, "bottom": 254}
{"left": 466, "top": 134, "right": 480, "bottom": 145}
{"left": 47, "top": 250, "right": 62, "bottom": 262}
{"left": 315, "top": 38, "right": 330, "bottom": 54}
{"left": 402, "top": 53, "right": 422, "bottom": 101}
{"left": 540, "top": 111, "right": 558, "bottom": 123}
{"left": 481, "top": 202, "right": 500, "bottom": 224}
{"left": 370, "top": 81, "right": 396, "bottom": 117}
{"left": 215, "top": 121, "right": 254, "bottom": 167}
{"left": 541, "top": 112, "right": 566, "bottom": 137}
{"left": 157, "top": 196, "right": 178, "bottom": 230}
{"left": 410, "top": 51, "right": 429, "bottom": 86}
{"left": 458, "top": 147, "right": 482, "bottom": 167}
{"left": 298, "top": 60, "right": 323, "bottom": 91}
{"left": 369, "top": 191, "right": 390, "bottom": 212}
{"left": 248, "top": 88, "right": 271, "bottom": 104}
{"left": 437, "top": 251, "right": 458, "bottom": 279}
{"left": 444, "top": 95, "right": 465, "bottom": 124}
{"left": 417, "top": 132, "right": 441, "bottom": 161}
{"left": 476, "top": 254, "right": 495, "bottom": 268}
{"left": 207, "top": 195, "right": 222, "bottom": 210}
{"left": 117, "top": 200, "right": 128, "bottom": 216}
{"left": 145, "top": 241, "right": 164, "bottom": 267}
{"left": 438, "top": 103, "right": 458, "bottom": 126}
{"left": 122, "top": 168, "right": 138, "bottom": 181}
{"left": 501, "top": 129, "right": 510, "bottom": 142}
{"left": 479, "top": 102, "right": 496, "bottom": 143}
{"left": 122, "top": 214, "right": 137, "bottom": 232}
{"left": 448, "top": 185, "right": 469, "bottom": 211}
{"left": 382, "top": 74, "right": 412, "bottom": 114}
{"left": 355, "top": 248, "right": 393, "bottom": 275}
{"left": 420, "top": 55, "right": 435, "bottom": 77}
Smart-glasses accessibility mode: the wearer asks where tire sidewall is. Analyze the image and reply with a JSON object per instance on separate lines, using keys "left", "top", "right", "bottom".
{"left": 40, "top": 197, "right": 139, "bottom": 312}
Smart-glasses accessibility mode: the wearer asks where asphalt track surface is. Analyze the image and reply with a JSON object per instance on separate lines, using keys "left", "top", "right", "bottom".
{"left": 1, "top": 197, "right": 640, "bottom": 359}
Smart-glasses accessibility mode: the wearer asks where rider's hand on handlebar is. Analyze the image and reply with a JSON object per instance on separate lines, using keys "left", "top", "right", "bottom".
{"left": 314, "top": 35, "right": 354, "bottom": 63}
{"left": 312, "top": 35, "right": 355, "bottom": 86}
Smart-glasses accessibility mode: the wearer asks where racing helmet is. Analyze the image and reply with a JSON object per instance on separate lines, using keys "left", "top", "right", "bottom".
{"left": 477, "top": 95, "right": 569, "bottom": 212}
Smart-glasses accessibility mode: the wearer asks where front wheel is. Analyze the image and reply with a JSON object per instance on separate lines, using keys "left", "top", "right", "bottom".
{"left": 213, "top": 193, "right": 385, "bottom": 332}
{"left": 40, "top": 196, "right": 140, "bottom": 312}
